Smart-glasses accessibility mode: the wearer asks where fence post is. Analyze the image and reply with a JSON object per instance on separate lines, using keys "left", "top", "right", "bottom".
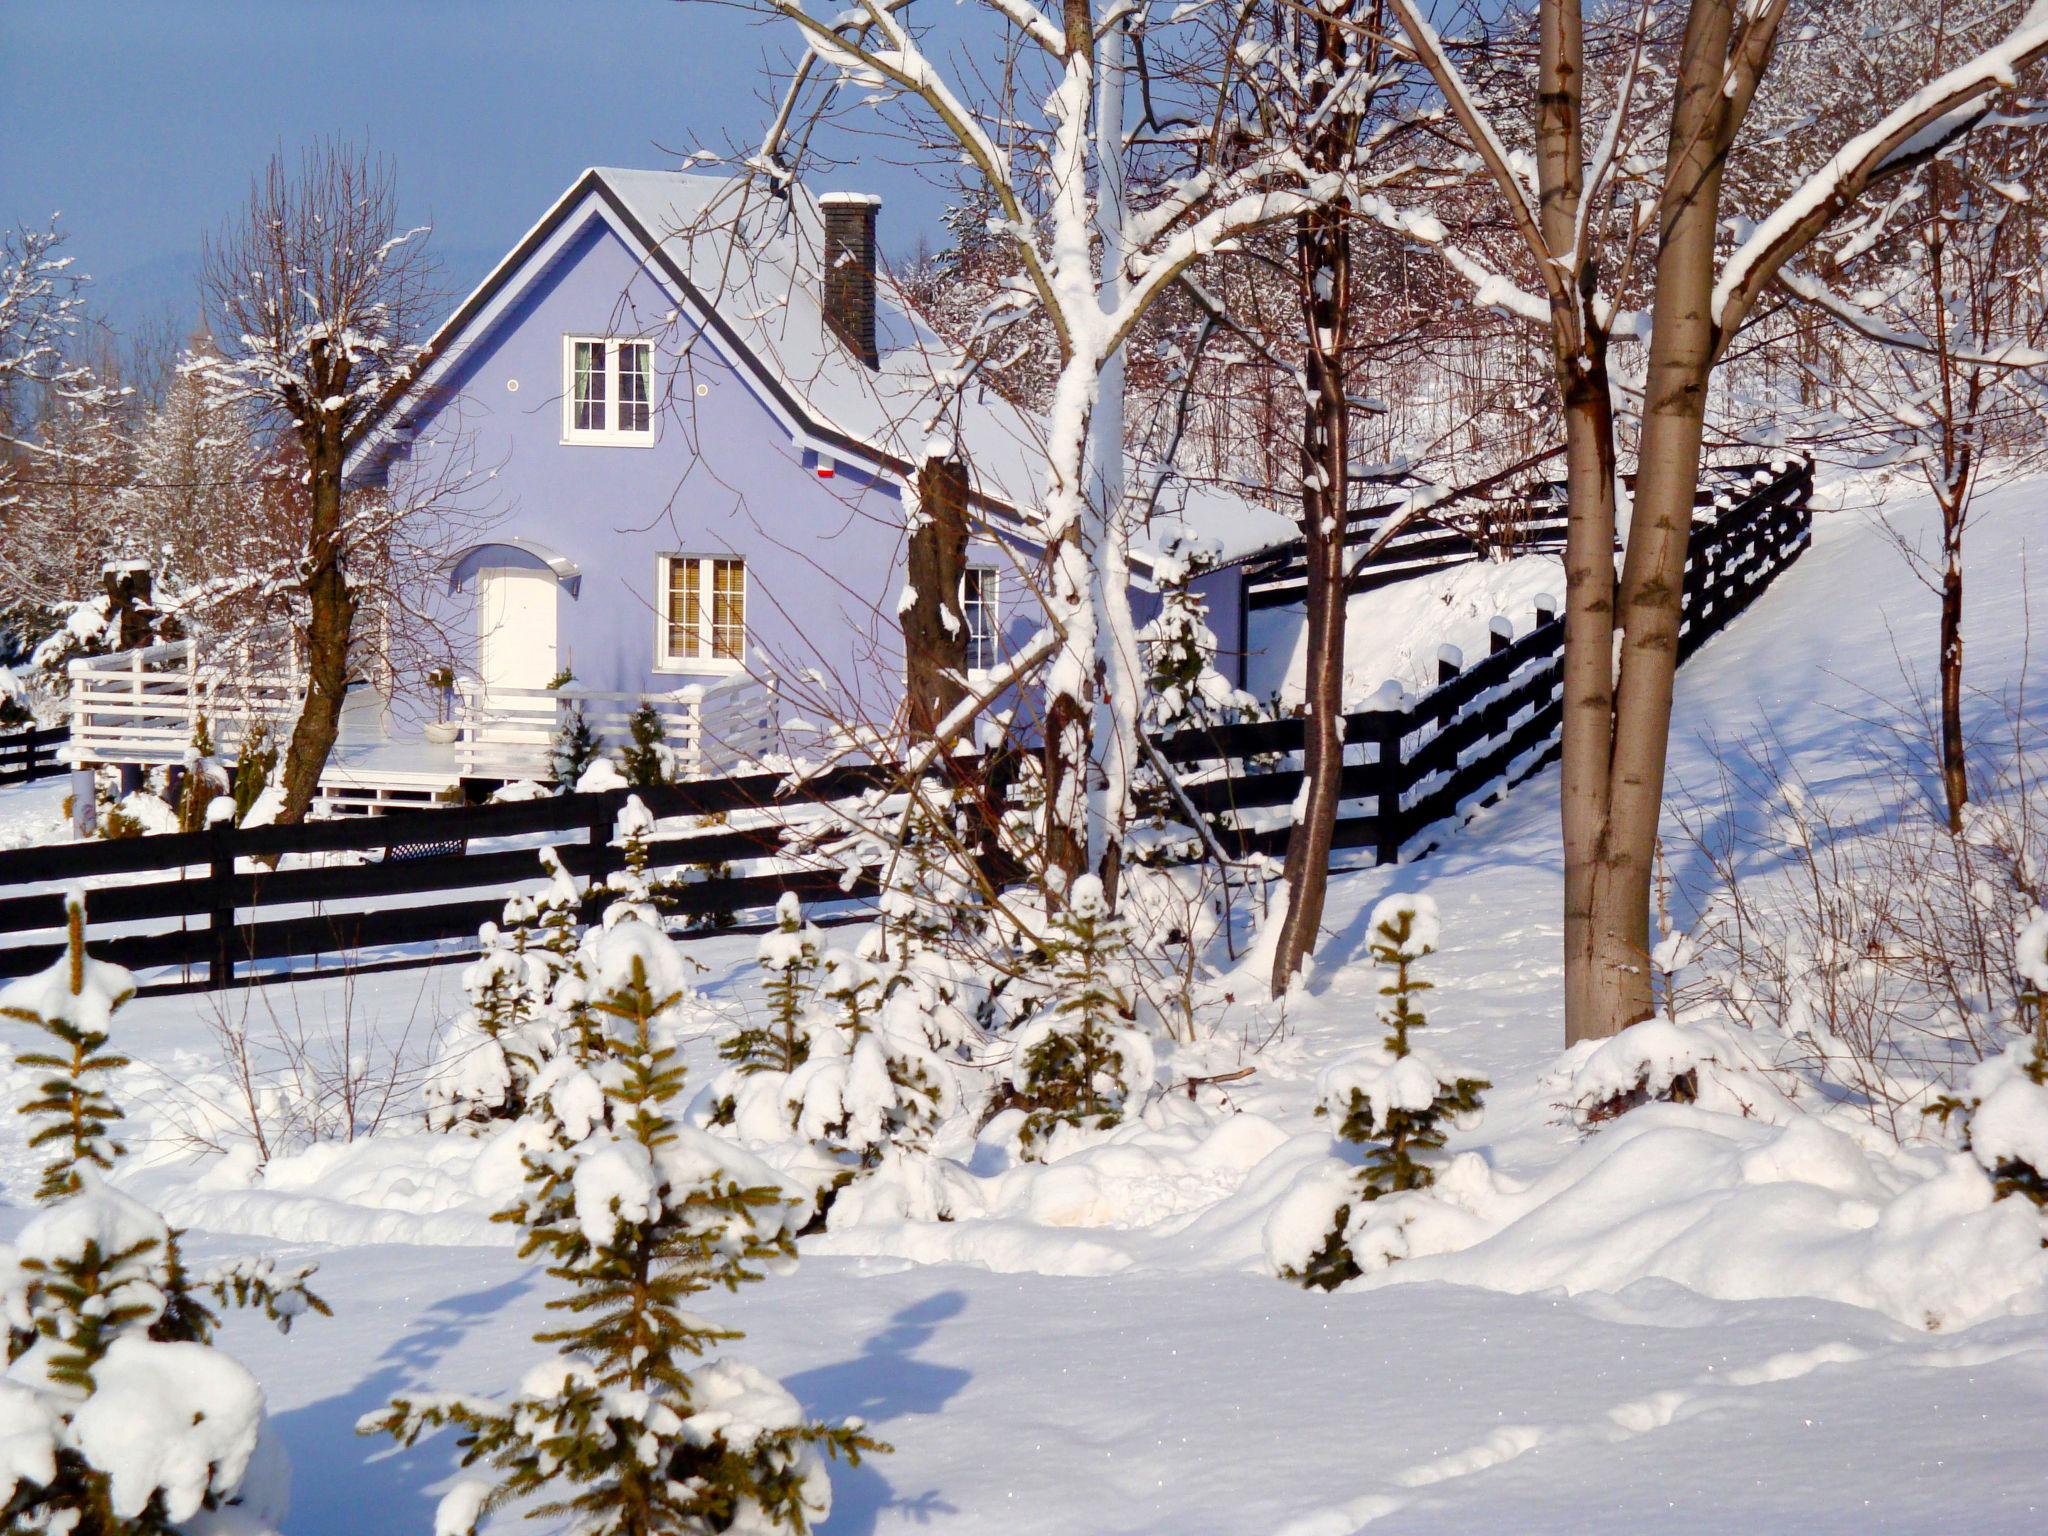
{"left": 1489, "top": 616, "right": 1514, "bottom": 656}
{"left": 1534, "top": 593, "right": 1558, "bottom": 629}
{"left": 207, "top": 820, "right": 236, "bottom": 989}
{"left": 1436, "top": 644, "right": 1463, "bottom": 688}
{"left": 1375, "top": 705, "right": 1406, "bottom": 867}
{"left": 584, "top": 791, "right": 619, "bottom": 918}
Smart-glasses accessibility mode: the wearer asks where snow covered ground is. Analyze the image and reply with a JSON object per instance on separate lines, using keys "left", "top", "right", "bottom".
{"left": 1245, "top": 551, "right": 1564, "bottom": 707}
{"left": 2, "top": 474, "right": 2045, "bottom": 1532}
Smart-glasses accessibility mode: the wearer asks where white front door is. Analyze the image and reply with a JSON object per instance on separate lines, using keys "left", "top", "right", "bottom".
{"left": 476, "top": 565, "right": 559, "bottom": 691}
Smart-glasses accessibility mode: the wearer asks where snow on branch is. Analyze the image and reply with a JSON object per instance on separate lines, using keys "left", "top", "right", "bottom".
{"left": 1386, "top": 0, "right": 1565, "bottom": 315}
{"left": 1714, "top": 1, "right": 2048, "bottom": 343}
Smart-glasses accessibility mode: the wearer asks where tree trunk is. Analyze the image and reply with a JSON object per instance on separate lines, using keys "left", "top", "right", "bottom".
{"left": 276, "top": 433, "right": 355, "bottom": 826}
{"left": 1939, "top": 529, "right": 1968, "bottom": 832}
{"left": 1557, "top": 360, "right": 1626, "bottom": 1045}
{"left": 1270, "top": 3, "right": 1362, "bottom": 997}
{"left": 903, "top": 454, "right": 970, "bottom": 743}
{"left": 1572, "top": 0, "right": 1739, "bottom": 1042}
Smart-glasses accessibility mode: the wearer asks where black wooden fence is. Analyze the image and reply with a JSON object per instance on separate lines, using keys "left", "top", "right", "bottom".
{"left": 0, "top": 725, "right": 69, "bottom": 787}
{"left": 0, "top": 458, "right": 1813, "bottom": 993}
{"left": 1173, "top": 455, "right": 1816, "bottom": 859}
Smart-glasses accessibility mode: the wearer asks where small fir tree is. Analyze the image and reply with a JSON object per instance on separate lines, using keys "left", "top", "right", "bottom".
{"left": 364, "top": 923, "right": 882, "bottom": 1536}
{"left": 229, "top": 721, "right": 277, "bottom": 824}
{"left": 551, "top": 705, "right": 604, "bottom": 787}
{"left": 1282, "top": 894, "right": 1489, "bottom": 1289}
{"left": 8, "top": 896, "right": 133, "bottom": 1202}
{"left": 176, "top": 713, "right": 229, "bottom": 833}
{"left": 619, "top": 703, "right": 675, "bottom": 788}
{"left": 724, "top": 894, "right": 824, "bottom": 1078}
{"left": 0, "top": 894, "right": 326, "bottom": 1534}
{"left": 783, "top": 951, "right": 948, "bottom": 1169}
{"left": 602, "top": 795, "right": 674, "bottom": 928}
{"left": 1009, "top": 876, "right": 1152, "bottom": 1159}
{"left": 1136, "top": 534, "right": 1257, "bottom": 736}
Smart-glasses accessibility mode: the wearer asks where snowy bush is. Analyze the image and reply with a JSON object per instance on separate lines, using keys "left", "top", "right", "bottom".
{"left": 423, "top": 892, "right": 560, "bottom": 1133}
{"left": 1925, "top": 909, "right": 2048, "bottom": 1210}
{"left": 1276, "top": 894, "right": 1488, "bottom": 1289}
{"left": 1673, "top": 732, "right": 2048, "bottom": 1136}
{"left": 0, "top": 894, "right": 327, "bottom": 1534}
{"left": 364, "top": 921, "right": 882, "bottom": 1536}
{"left": 1137, "top": 533, "right": 1259, "bottom": 735}
{"left": 550, "top": 703, "right": 604, "bottom": 787}
{"left": 1556, "top": 1014, "right": 1806, "bottom": 1127}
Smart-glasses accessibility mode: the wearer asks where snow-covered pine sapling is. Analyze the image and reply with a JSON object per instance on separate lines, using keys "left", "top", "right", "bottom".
{"left": 229, "top": 720, "right": 276, "bottom": 825}
{"left": 1927, "top": 910, "right": 2048, "bottom": 1209}
{"left": 1009, "top": 876, "right": 1153, "bottom": 1159}
{"left": 3, "top": 893, "right": 132, "bottom": 1202}
{"left": 1330, "top": 895, "right": 1488, "bottom": 1194}
{"left": 1282, "top": 894, "right": 1488, "bottom": 1289}
{"left": 364, "top": 923, "right": 882, "bottom": 1536}
{"left": 601, "top": 794, "right": 671, "bottom": 928}
{"left": 725, "top": 893, "right": 824, "bottom": 1077}
{"left": 0, "top": 894, "right": 327, "bottom": 1533}
{"left": 1137, "top": 534, "right": 1257, "bottom": 736}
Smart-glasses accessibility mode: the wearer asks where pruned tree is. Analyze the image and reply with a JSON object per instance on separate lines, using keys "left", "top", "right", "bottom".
{"left": 1386, "top": 0, "right": 2048, "bottom": 1043}
{"left": 192, "top": 143, "right": 433, "bottom": 825}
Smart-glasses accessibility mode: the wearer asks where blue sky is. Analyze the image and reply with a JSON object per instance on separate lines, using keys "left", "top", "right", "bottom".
{"left": 0, "top": 0, "right": 953, "bottom": 334}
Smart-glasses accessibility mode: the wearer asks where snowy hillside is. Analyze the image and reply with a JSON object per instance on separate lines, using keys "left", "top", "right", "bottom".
{"left": 1, "top": 476, "right": 2043, "bottom": 1534}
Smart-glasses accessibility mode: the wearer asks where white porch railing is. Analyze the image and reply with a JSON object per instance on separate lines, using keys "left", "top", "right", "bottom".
{"left": 68, "top": 631, "right": 780, "bottom": 790}
{"left": 67, "top": 631, "right": 302, "bottom": 769}
{"left": 453, "top": 675, "right": 778, "bottom": 781}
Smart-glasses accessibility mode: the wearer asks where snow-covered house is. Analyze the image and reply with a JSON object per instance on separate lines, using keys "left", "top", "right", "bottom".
{"left": 67, "top": 167, "right": 1296, "bottom": 808}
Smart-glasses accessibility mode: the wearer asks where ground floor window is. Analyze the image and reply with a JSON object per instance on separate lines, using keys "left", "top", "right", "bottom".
{"left": 659, "top": 554, "right": 745, "bottom": 667}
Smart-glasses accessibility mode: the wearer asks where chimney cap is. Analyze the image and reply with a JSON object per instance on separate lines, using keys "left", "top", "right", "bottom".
{"left": 818, "top": 191, "right": 883, "bottom": 208}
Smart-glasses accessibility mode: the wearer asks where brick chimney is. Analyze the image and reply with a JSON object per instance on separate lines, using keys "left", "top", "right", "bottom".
{"left": 819, "top": 192, "right": 881, "bottom": 369}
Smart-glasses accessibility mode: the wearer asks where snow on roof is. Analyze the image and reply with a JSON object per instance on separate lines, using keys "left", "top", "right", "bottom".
{"left": 401, "top": 166, "right": 1294, "bottom": 570}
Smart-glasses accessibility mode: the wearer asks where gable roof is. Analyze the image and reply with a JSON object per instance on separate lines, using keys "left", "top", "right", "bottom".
{"left": 347, "top": 167, "right": 1296, "bottom": 570}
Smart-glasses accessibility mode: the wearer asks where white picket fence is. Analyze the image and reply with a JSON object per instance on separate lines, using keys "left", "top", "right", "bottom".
{"left": 67, "top": 632, "right": 301, "bottom": 769}
{"left": 67, "top": 632, "right": 779, "bottom": 795}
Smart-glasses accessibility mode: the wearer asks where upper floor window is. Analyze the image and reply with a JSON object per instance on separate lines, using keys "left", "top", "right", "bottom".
{"left": 565, "top": 337, "right": 654, "bottom": 443}
{"left": 659, "top": 554, "right": 745, "bottom": 668}
{"left": 963, "top": 565, "right": 999, "bottom": 672}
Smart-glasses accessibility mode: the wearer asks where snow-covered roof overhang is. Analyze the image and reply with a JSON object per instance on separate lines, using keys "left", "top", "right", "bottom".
{"left": 446, "top": 539, "right": 582, "bottom": 598}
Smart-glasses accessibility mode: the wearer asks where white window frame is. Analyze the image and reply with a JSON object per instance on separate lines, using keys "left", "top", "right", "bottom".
{"left": 562, "top": 335, "right": 656, "bottom": 446}
{"left": 963, "top": 564, "right": 1000, "bottom": 673}
{"left": 655, "top": 553, "right": 746, "bottom": 673}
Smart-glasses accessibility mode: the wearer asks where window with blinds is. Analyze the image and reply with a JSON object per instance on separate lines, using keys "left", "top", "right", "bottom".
{"left": 659, "top": 555, "right": 745, "bottom": 667}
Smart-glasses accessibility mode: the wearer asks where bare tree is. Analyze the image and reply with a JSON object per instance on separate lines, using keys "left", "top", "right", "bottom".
{"left": 1270, "top": 0, "right": 1402, "bottom": 995}
{"left": 1388, "top": 0, "right": 2048, "bottom": 1043}
{"left": 193, "top": 143, "right": 433, "bottom": 824}
{"left": 750, "top": 0, "right": 1359, "bottom": 907}
{"left": 1788, "top": 2, "right": 2048, "bottom": 829}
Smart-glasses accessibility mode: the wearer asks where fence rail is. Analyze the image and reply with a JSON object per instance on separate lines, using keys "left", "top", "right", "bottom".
{"left": 0, "top": 725, "right": 70, "bottom": 787}
{"left": 0, "top": 458, "right": 1814, "bottom": 993}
